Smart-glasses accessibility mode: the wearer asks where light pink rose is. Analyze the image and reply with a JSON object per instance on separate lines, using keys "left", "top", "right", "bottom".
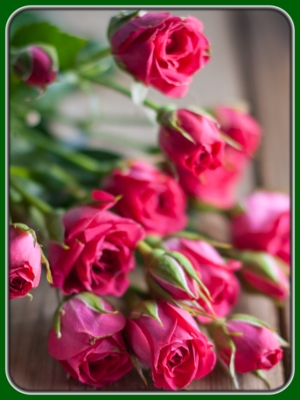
{"left": 164, "top": 238, "right": 241, "bottom": 322}
{"left": 49, "top": 190, "right": 144, "bottom": 296}
{"left": 103, "top": 160, "right": 187, "bottom": 236}
{"left": 9, "top": 226, "right": 42, "bottom": 299}
{"left": 13, "top": 46, "right": 57, "bottom": 87}
{"left": 231, "top": 191, "right": 290, "bottom": 264}
{"left": 126, "top": 301, "right": 216, "bottom": 390}
{"left": 48, "top": 295, "right": 132, "bottom": 388}
{"left": 213, "top": 319, "right": 283, "bottom": 374}
{"left": 109, "top": 12, "right": 210, "bottom": 97}
{"left": 159, "top": 109, "right": 224, "bottom": 177}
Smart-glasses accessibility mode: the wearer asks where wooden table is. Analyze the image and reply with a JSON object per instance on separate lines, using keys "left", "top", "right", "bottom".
{"left": 9, "top": 8, "right": 291, "bottom": 392}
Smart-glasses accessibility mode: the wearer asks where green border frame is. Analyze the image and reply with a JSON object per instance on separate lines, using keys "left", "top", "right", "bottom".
{"left": 3, "top": 2, "right": 296, "bottom": 399}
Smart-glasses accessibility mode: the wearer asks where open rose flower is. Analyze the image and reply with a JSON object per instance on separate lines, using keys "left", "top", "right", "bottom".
{"left": 126, "top": 301, "right": 216, "bottom": 390}
{"left": 163, "top": 238, "right": 241, "bottom": 322}
{"left": 103, "top": 160, "right": 186, "bottom": 236}
{"left": 48, "top": 294, "right": 132, "bottom": 388}
{"left": 9, "top": 225, "right": 42, "bottom": 299}
{"left": 231, "top": 191, "right": 290, "bottom": 264}
{"left": 212, "top": 317, "right": 285, "bottom": 374}
{"left": 108, "top": 11, "right": 210, "bottom": 97}
{"left": 214, "top": 105, "right": 261, "bottom": 157}
{"left": 49, "top": 191, "right": 144, "bottom": 296}
{"left": 159, "top": 109, "right": 224, "bottom": 177}
{"left": 13, "top": 45, "right": 57, "bottom": 87}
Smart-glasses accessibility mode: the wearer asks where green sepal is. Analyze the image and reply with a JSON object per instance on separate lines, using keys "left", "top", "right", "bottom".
{"left": 44, "top": 209, "right": 68, "bottom": 249}
{"left": 169, "top": 230, "right": 232, "bottom": 249}
{"left": 146, "top": 274, "right": 180, "bottom": 306}
{"left": 26, "top": 293, "right": 33, "bottom": 301}
{"left": 11, "top": 47, "right": 33, "bottom": 81}
{"left": 40, "top": 246, "right": 53, "bottom": 284}
{"left": 228, "top": 313, "right": 275, "bottom": 331}
{"left": 129, "top": 351, "right": 148, "bottom": 386}
{"left": 131, "top": 300, "right": 163, "bottom": 326}
{"left": 52, "top": 304, "right": 65, "bottom": 339}
{"left": 76, "top": 292, "right": 118, "bottom": 315}
{"left": 107, "top": 10, "right": 141, "bottom": 41}
{"left": 219, "top": 131, "right": 242, "bottom": 151}
{"left": 157, "top": 108, "right": 195, "bottom": 143}
{"left": 253, "top": 370, "right": 271, "bottom": 389}
{"left": 240, "top": 251, "right": 281, "bottom": 284}
{"left": 11, "top": 222, "right": 37, "bottom": 245}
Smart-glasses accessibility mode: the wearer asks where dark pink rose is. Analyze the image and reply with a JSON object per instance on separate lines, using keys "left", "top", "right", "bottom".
{"left": 126, "top": 301, "right": 216, "bottom": 390}
{"left": 164, "top": 238, "right": 241, "bottom": 322}
{"left": 9, "top": 226, "right": 42, "bottom": 299}
{"left": 159, "top": 109, "right": 224, "bottom": 177}
{"left": 213, "top": 319, "right": 283, "bottom": 374}
{"left": 48, "top": 294, "right": 132, "bottom": 388}
{"left": 109, "top": 11, "right": 210, "bottom": 97}
{"left": 13, "top": 46, "right": 57, "bottom": 87}
{"left": 49, "top": 190, "right": 144, "bottom": 296}
{"left": 214, "top": 106, "right": 261, "bottom": 157}
{"left": 231, "top": 191, "right": 290, "bottom": 264}
{"left": 177, "top": 146, "right": 248, "bottom": 209}
{"left": 238, "top": 251, "right": 289, "bottom": 302}
{"left": 103, "top": 160, "right": 187, "bottom": 236}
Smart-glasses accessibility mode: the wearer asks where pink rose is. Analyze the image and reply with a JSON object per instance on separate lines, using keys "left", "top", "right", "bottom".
{"left": 238, "top": 251, "right": 289, "bottom": 302}
{"left": 103, "top": 160, "right": 187, "bottom": 236}
{"left": 214, "top": 106, "right": 261, "bottom": 157}
{"left": 49, "top": 190, "right": 144, "bottom": 296}
{"left": 159, "top": 109, "right": 224, "bottom": 177}
{"left": 48, "top": 294, "right": 132, "bottom": 388}
{"left": 177, "top": 146, "right": 248, "bottom": 209}
{"left": 126, "top": 301, "right": 216, "bottom": 390}
{"left": 9, "top": 225, "right": 42, "bottom": 299}
{"left": 213, "top": 319, "right": 284, "bottom": 374}
{"left": 109, "top": 11, "right": 210, "bottom": 97}
{"left": 13, "top": 46, "right": 57, "bottom": 87}
{"left": 231, "top": 191, "right": 290, "bottom": 264}
{"left": 164, "top": 238, "right": 241, "bottom": 322}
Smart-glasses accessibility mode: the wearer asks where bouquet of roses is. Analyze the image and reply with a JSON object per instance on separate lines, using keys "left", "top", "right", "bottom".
{"left": 9, "top": 9, "right": 290, "bottom": 391}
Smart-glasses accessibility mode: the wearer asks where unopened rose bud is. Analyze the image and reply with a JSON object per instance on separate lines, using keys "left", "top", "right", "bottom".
{"left": 13, "top": 45, "right": 58, "bottom": 87}
{"left": 9, "top": 224, "right": 42, "bottom": 299}
{"left": 238, "top": 250, "right": 289, "bottom": 302}
{"left": 158, "top": 108, "right": 225, "bottom": 177}
{"left": 211, "top": 314, "right": 288, "bottom": 376}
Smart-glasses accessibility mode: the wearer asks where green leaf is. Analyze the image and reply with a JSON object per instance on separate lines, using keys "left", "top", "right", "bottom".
{"left": 131, "top": 300, "right": 163, "bottom": 326}
{"left": 77, "top": 292, "right": 118, "bottom": 315}
{"left": 131, "top": 80, "right": 149, "bottom": 106}
{"left": 44, "top": 208, "right": 67, "bottom": 248}
{"left": 11, "top": 22, "right": 87, "bottom": 70}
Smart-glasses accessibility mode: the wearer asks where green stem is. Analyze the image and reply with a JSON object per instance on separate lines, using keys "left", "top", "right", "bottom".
{"left": 137, "top": 240, "right": 153, "bottom": 256}
{"left": 78, "top": 46, "right": 111, "bottom": 68}
{"left": 22, "top": 128, "right": 117, "bottom": 174}
{"left": 10, "top": 177, "right": 53, "bottom": 214}
{"left": 82, "top": 76, "right": 161, "bottom": 113}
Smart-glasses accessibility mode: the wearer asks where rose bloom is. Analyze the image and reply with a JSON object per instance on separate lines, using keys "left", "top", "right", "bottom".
{"left": 177, "top": 147, "right": 248, "bottom": 209}
{"left": 48, "top": 295, "right": 132, "bottom": 388}
{"left": 126, "top": 301, "right": 216, "bottom": 390}
{"left": 103, "top": 160, "right": 187, "bottom": 236}
{"left": 49, "top": 191, "right": 144, "bottom": 296}
{"left": 13, "top": 46, "right": 57, "bottom": 87}
{"left": 159, "top": 109, "right": 224, "bottom": 177}
{"left": 109, "top": 11, "right": 210, "bottom": 97}
{"left": 9, "top": 226, "right": 42, "bottom": 299}
{"left": 213, "top": 320, "right": 283, "bottom": 374}
{"left": 214, "top": 106, "right": 261, "bottom": 157}
{"left": 231, "top": 191, "right": 290, "bottom": 264}
{"left": 164, "top": 238, "right": 241, "bottom": 322}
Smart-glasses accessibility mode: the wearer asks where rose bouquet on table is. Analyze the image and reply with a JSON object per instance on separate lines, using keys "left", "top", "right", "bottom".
{"left": 9, "top": 10, "right": 290, "bottom": 391}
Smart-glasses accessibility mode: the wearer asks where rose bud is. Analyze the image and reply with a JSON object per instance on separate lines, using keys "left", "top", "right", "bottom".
{"left": 211, "top": 315, "right": 287, "bottom": 376}
{"left": 49, "top": 190, "right": 144, "bottom": 297}
{"left": 48, "top": 293, "right": 132, "bottom": 388}
{"left": 237, "top": 251, "right": 289, "bottom": 302}
{"left": 214, "top": 105, "right": 261, "bottom": 157}
{"left": 158, "top": 108, "right": 225, "bottom": 178}
{"left": 164, "top": 238, "right": 241, "bottom": 323}
{"left": 13, "top": 45, "right": 58, "bottom": 87}
{"left": 146, "top": 248, "right": 212, "bottom": 315}
{"left": 103, "top": 160, "right": 187, "bottom": 236}
{"left": 108, "top": 11, "right": 210, "bottom": 98}
{"left": 231, "top": 191, "right": 290, "bottom": 264}
{"left": 9, "top": 224, "right": 43, "bottom": 299}
{"left": 126, "top": 301, "right": 216, "bottom": 390}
